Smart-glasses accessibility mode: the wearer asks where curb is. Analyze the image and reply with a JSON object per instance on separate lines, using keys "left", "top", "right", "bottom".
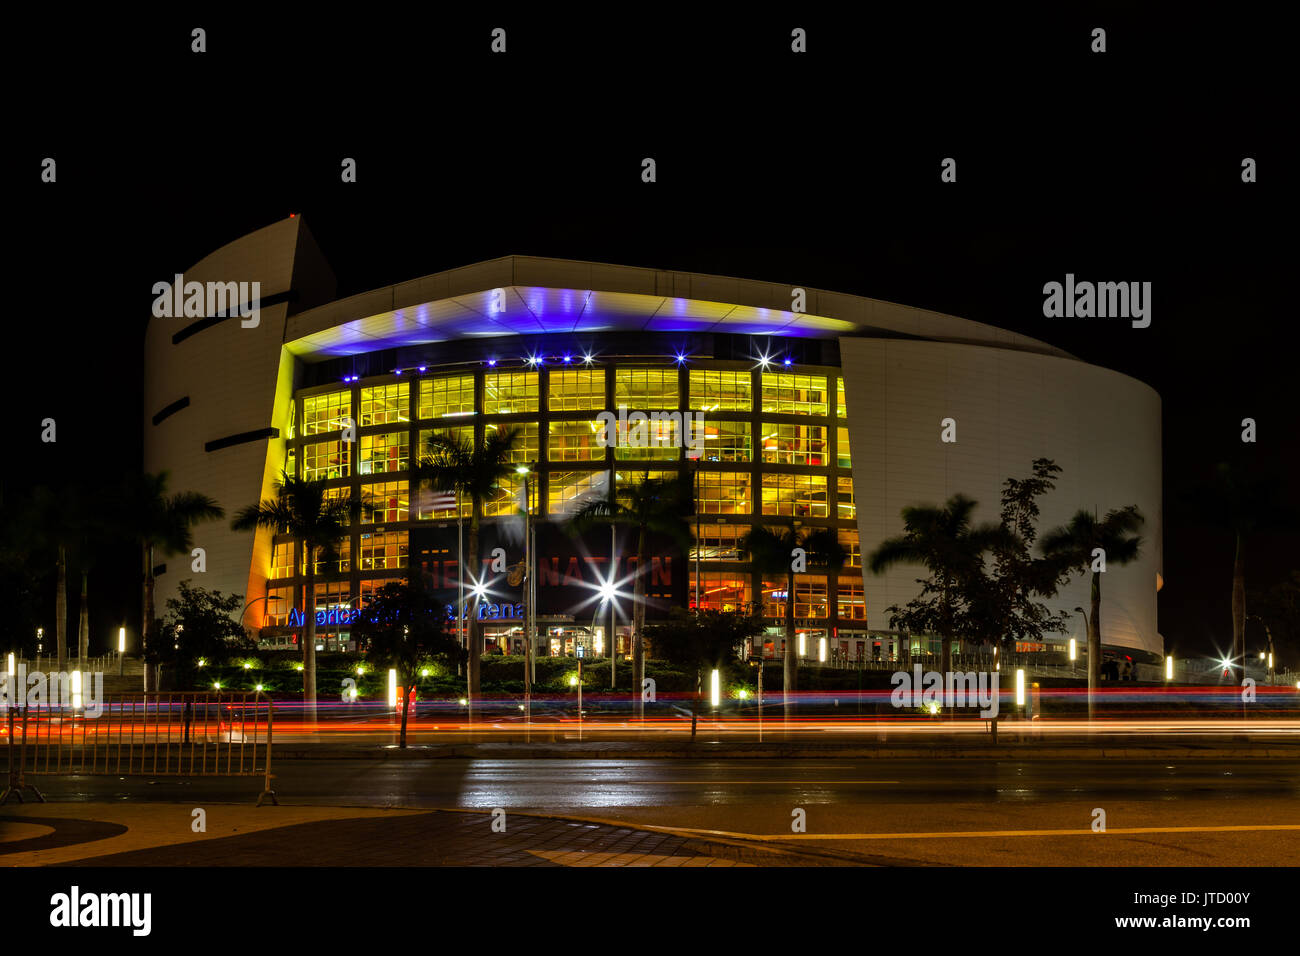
{"left": 271, "top": 745, "right": 1300, "bottom": 760}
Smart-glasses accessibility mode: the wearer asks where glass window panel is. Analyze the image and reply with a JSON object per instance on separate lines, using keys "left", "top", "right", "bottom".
{"left": 487, "top": 421, "right": 538, "bottom": 464}
{"left": 615, "top": 368, "right": 678, "bottom": 409}
{"left": 761, "top": 473, "right": 827, "bottom": 517}
{"left": 484, "top": 371, "right": 539, "bottom": 414}
{"left": 548, "top": 471, "right": 608, "bottom": 515}
{"left": 271, "top": 542, "right": 295, "bottom": 579}
{"left": 360, "top": 481, "right": 409, "bottom": 524}
{"left": 697, "top": 471, "right": 751, "bottom": 515}
{"left": 359, "top": 383, "right": 409, "bottom": 426}
{"left": 689, "top": 369, "right": 752, "bottom": 412}
{"left": 761, "top": 423, "right": 827, "bottom": 466}
{"left": 359, "top": 531, "right": 409, "bottom": 571}
{"left": 614, "top": 470, "right": 676, "bottom": 508}
{"left": 689, "top": 524, "right": 747, "bottom": 562}
{"left": 303, "top": 389, "right": 352, "bottom": 435}
{"left": 302, "top": 440, "right": 350, "bottom": 480}
{"left": 698, "top": 420, "right": 751, "bottom": 462}
{"left": 838, "top": 530, "right": 861, "bottom": 568}
{"left": 548, "top": 369, "right": 606, "bottom": 411}
{"left": 359, "top": 431, "right": 409, "bottom": 475}
{"left": 693, "top": 573, "right": 750, "bottom": 612}
{"left": 837, "top": 476, "right": 856, "bottom": 520}
{"left": 837, "top": 427, "right": 851, "bottom": 468}
{"left": 483, "top": 474, "right": 539, "bottom": 517}
{"left": 760, "top": 373, "right": 828, "bottom": 415}
{"left": 795, "top": 575, "right": 829, "bottom": 618}
{"left": 419, "top": 375, "right": 476, "bottom": 419}
{"left": 615, "top": 416, "right": 680, "bottom": 461}
{"left": 837, "top": 377, "right": 847, "bottom": 418}
{"left": 838, "top": 579, "right": 866, "bottom": 620}
{"left": 548, "top": 419, "right": 607, "bottom": 462}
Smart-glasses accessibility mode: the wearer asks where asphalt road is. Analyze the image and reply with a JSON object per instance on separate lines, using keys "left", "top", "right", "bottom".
{"left": 16, "top": 757, "right": 1300, "bottom": 865}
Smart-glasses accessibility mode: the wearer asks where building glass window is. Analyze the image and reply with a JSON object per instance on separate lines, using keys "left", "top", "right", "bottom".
{"left": 359, "top": 431, "right": 409, "bottom": 475}
{"left": 761, "top": 423, "right": 827, "bottom": 466}
{"left": 412, "top": 478, "right": 470, "bottom": 520}
{"left": 483, "top": 474, "right": 538, "bottom": 517}
{"left": 548, "top": 369, "right": 606, "bottom": 411}
{"left": 303, "top": 440, "right": 350, "bottom": 480}
{"left": 548, "top": 420, "right": 607, "bottom": 462}
{"left": 360, "top": 481, "right": 409, "bottom": 524}
{"left": 697, "top": 471, "right": 751, "bottom": 515}
{"left": 693, "top": 573, "right": 750, "bottom": 612}
{"left": 615, "top": 417, "right": 680, "bottom": 460}
{"left": 837, "top": 378, "right": 847, "bottom": 418}
{"left": 271, "top": 542, "right": 295, "bottom": 580}
{"left": 690, "top": 524, "right": 746, "bottom": 562}
{"left": 794, "top": 576, "right": 829, "bottom": 618}
{"left": 761, "top": 578, "right": 787, "bottom": 618}
{"left": 837, "top": 427, "right": 851, "bottom": 468}
{"left": 312, "top": 580, "right": 353, "bottom": 613}
{"left": 359, "top": 531, "right": 408, "bottom": 571}
{"left": 487, "top": 421, "right": 538, "bottom": 464}
{"left": 698, "top": 420, "right": 751, "bottom": 462}
{"left": 614, "top": 470, "right": 677, "bottom": 508}
{"left": 837, "top": 476, "right": 856, "bottom": 520}
{"left": 615, "top": 368, "right": 678, "bottom": 409}
{"left": 303, "top": 389, "right": 352, "bottom": 435}
{"left": 838, "top": 580, "right": 866, "bottom": 620}
{"left": 839, "top": 530, "right": 861, "bottom": 568}
{"left": 484, "top": 371, "right": 539, "bottom": 414}
{"left": 359, "top": 383, "right": 409, "bottom": 426}
{"left": 761, "top": 373, "right": 829, "bottom": 415}
{"left": 309, "top": 539, "right": 350, "bottom": 575}
{"left": 548, "top": 471, "right": 607, "bottom": 515}
{"left": 689, "top": 369, "right": 752, "bottom": 412}
{"left": 761, "top": 473, "right": 827, "bottom": 517}
{"left": 265, "top": 587, "right": 294, "bottom": 627}
{"left": 419, "top": 374, "right": 477, "bottom": 419}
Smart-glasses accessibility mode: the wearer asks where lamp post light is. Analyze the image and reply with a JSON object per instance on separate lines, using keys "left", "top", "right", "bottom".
{"left": 1165, "top": 654, "right": 1174, "bottom": 682}
{"left": 118, "top": 626, "right": 126, "bottom": 675}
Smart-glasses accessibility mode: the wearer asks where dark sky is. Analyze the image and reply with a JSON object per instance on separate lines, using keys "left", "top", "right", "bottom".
{"left": 11, "top": 10, "right": 1293, "bottom": 658}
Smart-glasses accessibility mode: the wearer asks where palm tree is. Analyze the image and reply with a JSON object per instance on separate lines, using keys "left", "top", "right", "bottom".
{"left": 414, "top": 426, "right": 521, "bottom": 721}
{"left": 129, "top": 473, "right": 224, "bottom": 692}
{"left": 868, "top": 495, "right": 1006, "bottom": 684}
{"left": 570, "top": 472, "right": 694, "bottom": 720}
{"left": 1040, "top": 505, "right": 1143, "bottom": 718}
{"left": 25, "top": 483, "right": 99, "bottom": 673}
{"left": 232, "top": 473, "right": 354, "bottom": 721}
{"left": 740, "top": 523, "right": 846, "bottom": 716}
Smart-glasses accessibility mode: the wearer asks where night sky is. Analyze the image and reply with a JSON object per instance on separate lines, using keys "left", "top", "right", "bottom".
{"left": 11, "top": 11, "right": 1293, "bottom": 660}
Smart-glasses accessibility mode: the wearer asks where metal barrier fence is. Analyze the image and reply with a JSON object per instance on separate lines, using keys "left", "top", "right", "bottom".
{"left": 2, "top": 692, "right": 276, "bottom": 806}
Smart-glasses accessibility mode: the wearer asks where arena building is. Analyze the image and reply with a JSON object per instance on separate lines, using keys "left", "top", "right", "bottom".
{"left": 143, "top": 218, "right": 1163, "bottom": 663}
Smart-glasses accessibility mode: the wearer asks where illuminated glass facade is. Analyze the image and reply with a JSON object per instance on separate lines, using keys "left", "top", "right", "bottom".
{"left": 269, "top": 346, "right": 867, "bottom": 654}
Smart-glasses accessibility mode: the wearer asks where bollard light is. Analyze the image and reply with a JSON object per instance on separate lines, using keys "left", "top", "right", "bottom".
{"left": 1068, "top": 638, "right": 1077, "bottom": 662}
{"left": 6, "top": 652, "right": 13, "bottom": 676}
{"left": 1015, "top": 668, "right": 1025, "bottom": 708}
{"left": 1165, "top": 655, "right": 1174, "bottom": 680}
{"left": 738, "top": 688, "right": 749, "bottom": 700}
{"left": 818, "top": 636, "right": 827, "bottom": 663}
{"left": 388, "top": 668, "right": 398, "bottom": 707}
{"left": 255, "top": 684, "right": 264, "bottom": 692}
{"left": 1267, "top": 653, "right": 1273, "bottom": 670}
{"left": 710, "top": 668, "right": 720, "bottom": 707}
{"left": 118, "top": 627, "right": 126, "bottom": 653}
{"left": 797, "top": 632, "right": 806, "bottom": 657}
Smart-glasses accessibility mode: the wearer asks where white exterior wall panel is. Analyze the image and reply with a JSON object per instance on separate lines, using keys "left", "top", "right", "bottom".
{"left": 840, "top": 337, "right": 1162, "bottom": 656}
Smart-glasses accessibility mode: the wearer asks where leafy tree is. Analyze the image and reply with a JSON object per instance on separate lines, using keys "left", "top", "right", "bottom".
{"left": 962, "top": 459, "right": 1073, "bottom": 656}
{"left": 232, "top": 473, "right": 358, "bottom": 721}
{"left": 126, "top": 472, "right": 224, "bottom": 691}
{"left": 1250, "top": 571, "right": 1300, "bottom": 672}
{"left": 350, "top": 580, "right": 464, "bottom": 747}
{"left": 642, "top": 608, "right": 764, "bottom": 738}
{"left": 414, "top": 426, "right": 521, "bottom": 722}
{"left": 1040, "top": 505, "right": 1144, "bottom": 718}
{"left": 869, "top": 495, "right": 1008, "bottom": 687}
{"left": 159, "top": 581, "right": 257, "bottom": 670}
{"left": 570, "top": 472, "right": 694, "bottom": 720}
{"left": 740, "top": 523, "right": 845, "bottom": 715}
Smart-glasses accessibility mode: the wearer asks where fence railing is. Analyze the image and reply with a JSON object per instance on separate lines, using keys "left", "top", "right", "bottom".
{"left": 2, "top": 691, "right": 276, "bottom": 806}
